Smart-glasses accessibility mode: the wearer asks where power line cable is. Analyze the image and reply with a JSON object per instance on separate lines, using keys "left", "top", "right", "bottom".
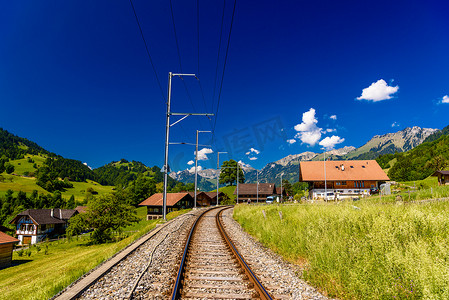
{"left": 213, "top": 0, "right": 237, "bottom": 136}
{"left": 129, "top": 0, "right": 166, "bottom": 101}
{"left": 129, "top": 0, "right": 190, "bottom": 139}
{"left": 212, "top": 0, "right": 226, "bottom": 111}
{"left": 169, "top": 0, "right": 204, "bottom": 131}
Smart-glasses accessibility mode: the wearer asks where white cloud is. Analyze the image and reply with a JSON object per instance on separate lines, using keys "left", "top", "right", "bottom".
{"left": 391, "top": 122, "right": 400, "bottom": 128}
{"left": 330, "top": 115, "right": 337, "bottom": 120}
{"left": 187, "top": 165, "right": 203, "bottom": 173}
{"left": 286, "top": 139, "right": 296, "bottom": 144}
{"left": 357, "top": 79, "right": 399, "bottom": 102}
{"left": 246, "top": 148, "right": 260, "bottom": 155}
{"left": 294, "top": 108, "right": 322, "bottom": 146}
{"left": 195, "top": 148, "right": 213, "bottom": 160}
{"left": 441, "top": 95, "right": 449, "bottom": 104}
{"left": 248, "top": 157, "right": 258, "bottom": 160}
{"left": 319, "top": 135, "right": 345, "bottom": 150}
{"left": 325, "top": 128, "right": 336, "bottom": 133}
{"left": 187, "top": 160, "right": 194, "bottom": 165}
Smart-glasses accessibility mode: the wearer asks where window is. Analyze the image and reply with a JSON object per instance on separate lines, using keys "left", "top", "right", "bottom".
{"left": 336, "top": 182, "right": 340, "bottom": 186}
{"left": 341, "top": 181, "right": 347, "bottom": 185}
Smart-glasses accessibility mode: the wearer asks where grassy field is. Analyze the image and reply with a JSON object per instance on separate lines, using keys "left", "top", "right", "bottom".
{"left": 0, "top": 207, "right": 190, "bottom": 300}
{"left": 367, "top": 177, "right": 449, "bottom": 203}
{"left": 8, "top": 154, "right": 47, "bottom": 175}
{"left": 0, "top": 175, "right": 114, "bottom": 202}
{"left": 234, "top": 200, "right": 449, "bottom": 299}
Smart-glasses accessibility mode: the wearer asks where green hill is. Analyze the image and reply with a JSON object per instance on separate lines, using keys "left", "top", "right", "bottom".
{"left": 376, "top": 126, "right": 449, "bottom": 182}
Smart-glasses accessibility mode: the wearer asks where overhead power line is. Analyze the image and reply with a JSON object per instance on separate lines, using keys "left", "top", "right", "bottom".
{"left": 213, "top": 0, "right": 237, "bottom": 135}
{"left": 129, "top": 0, "right": 166, "bottom": 101}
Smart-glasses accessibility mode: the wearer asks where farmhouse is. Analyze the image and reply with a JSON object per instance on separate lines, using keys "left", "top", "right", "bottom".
{"left": 234, "top": 183, "right": 277, "bottom": 202}
{"left": 138, "top": 192, "right": 194, "bottom": 220}
{"left": 0, "top": 231, "right": 19, "bottom": 268}
{"left": 9, "top": 209, "right": 78, "bottom": 245}
{"left": 299, "top": 160, "right": 389, "bottom": 200}
{"left": 188, "top": 191, "right": 213, "bottom": 207}
{"left": 431, "top": 170, "right": 449, "bottom": 186}
{"left": 204, "top": 191, "right": 227, "bottom": 205}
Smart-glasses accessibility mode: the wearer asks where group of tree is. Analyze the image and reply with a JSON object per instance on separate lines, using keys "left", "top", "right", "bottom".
{"left": 0, "top": 189, "right": 76, "bottom": 226}
{"left": 376, "top": 129, "right": 449, "bottom": 182}
{"left": 0, "top": 128, "right": 54, "bottom": 160}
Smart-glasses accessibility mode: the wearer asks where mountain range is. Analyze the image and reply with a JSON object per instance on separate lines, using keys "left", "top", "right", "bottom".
{"left": 171, "top": 126, "right": 438, "bottom": 189}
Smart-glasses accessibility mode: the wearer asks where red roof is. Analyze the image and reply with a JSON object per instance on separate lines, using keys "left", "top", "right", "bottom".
{"left": 0, "top": 231, "right": 19, "bottom": 244}
{"left": 299, "top": 160, "right": 389, "bottom": 181}
{"left": 138, "top": 193, "right": 192, "bottom": 207}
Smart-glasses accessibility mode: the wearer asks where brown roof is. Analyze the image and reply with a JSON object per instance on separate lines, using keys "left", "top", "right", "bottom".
{"left": 203, "top": 192, "right": 224, "bottom": 199}
{"left": 138, "top": 193, "right": 193, "bottom": 207}
{"left": 432, "top": 170, "right": 449, "bottom": 176}
{"left": 234, "top": 183, "right": 276, "bottom": 195}
{"left": 0, "top": 231, "right": 19, "bottom": 244}
{"left": 187, "top": 191, "right": 210, "bottom": 199}
{"left": 10, "top": 209, "right": 77, "bottom": 225}
{"left": 299, "top": 160, "right": 389, "bottom": 181}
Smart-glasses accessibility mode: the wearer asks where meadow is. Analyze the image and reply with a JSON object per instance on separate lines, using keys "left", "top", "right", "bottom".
{"left": 0, "top": 207, "right": 189, "bottom": 300}
{"left": 234, "top": 198, "right": 449, "bottom": 299}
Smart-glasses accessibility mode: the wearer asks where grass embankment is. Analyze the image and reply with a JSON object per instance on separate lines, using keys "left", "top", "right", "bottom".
{"left": 0, "top": 207, "right": 190, "bottom": 300}
{"left": 234, "top": 201, "right": 449, "bottom": 299}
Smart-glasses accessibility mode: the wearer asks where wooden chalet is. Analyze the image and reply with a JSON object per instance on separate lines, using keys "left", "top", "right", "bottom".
{"left": 299, "top": 160, "right": 389, "bottom": 200}
{"left": 138, "top": 192, "right": 194, "bottom": 220}
{"left": 0, "top": 231, "right": 19, "bottom": 268}
{"left": 234, "top": 183, "right": 277, "bottom": 202}
{"left": 204, "top": 192, "right": 227, "bottom": 206}
{"left": 431, "top": 170, "right": 449, "bottom": 186}
{"left": 9, "top": 209, "right": 78, "bottom": 245}
{"left": 188, "top": 192, "right": 213, "bottom": 207}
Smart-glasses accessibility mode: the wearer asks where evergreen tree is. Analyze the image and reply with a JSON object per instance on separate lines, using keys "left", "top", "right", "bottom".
{"left": 67, "top": 195, "right": 76, "bottom": 209}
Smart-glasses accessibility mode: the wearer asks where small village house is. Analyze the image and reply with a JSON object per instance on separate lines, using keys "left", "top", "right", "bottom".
{"left": 299, "top": 160, "right": 389, "bottom": 200}
{"left": 9, "top": 209, "right": 78, "bottom": 245}
{"left": 204, "top": 191, "right": 228, "bottom": 205}
{"left": 138, "top": 192, "right": 194, "bottom": 220}
{"left": 234, "top": 183, "right": 277, "bottom": 202}
{"left": 0, "top": 231, "right": 19, "bottom": 268}
{"left": 188, "top": 191, "right": 213, "bottom": 207}
{"left": 431, "top": 170, "right": 449, "bottom": 186}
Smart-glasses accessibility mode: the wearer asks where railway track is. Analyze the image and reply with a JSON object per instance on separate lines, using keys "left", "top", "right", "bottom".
{"left": 55, "top": 207, "right": 282, "bottom": 299}
{"left": 170, "top": 206, "right": 273, "bottom": 299}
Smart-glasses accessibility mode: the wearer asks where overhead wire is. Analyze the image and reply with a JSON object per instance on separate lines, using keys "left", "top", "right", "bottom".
{"left": 169, "top": 0, "right": 202, "bottom": 121}
{"left": 212, "top": 0, "right": 237, "bottom": 137}
{"left": 129, "top": 0, "right": 189, "bottom": 138}
{"left": 129, "top": 0, "right": 166, "bottom": 102}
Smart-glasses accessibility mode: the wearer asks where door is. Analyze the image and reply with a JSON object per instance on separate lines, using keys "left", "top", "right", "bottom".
{"left": 23, "top": 236, "right": 32, "bottom": 245}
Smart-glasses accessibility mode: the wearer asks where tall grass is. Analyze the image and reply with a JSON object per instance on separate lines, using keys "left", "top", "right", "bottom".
{"left": 234, "top": 202, "right": 449, "bottom": 299}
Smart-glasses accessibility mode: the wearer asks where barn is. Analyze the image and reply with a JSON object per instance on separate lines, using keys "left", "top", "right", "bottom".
{"left": 0, "top": 231, "right": 19, "bottom": 268}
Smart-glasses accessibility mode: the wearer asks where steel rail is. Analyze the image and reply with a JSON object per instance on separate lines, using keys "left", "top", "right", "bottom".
{"left": 216, "top": 207, "right": 273, "bottom": 300}
{"left": 170, "top": 206, "right": 273, "bottom": 299}
{"left": 169, "top": 207, "right": 218, "bottom": 299}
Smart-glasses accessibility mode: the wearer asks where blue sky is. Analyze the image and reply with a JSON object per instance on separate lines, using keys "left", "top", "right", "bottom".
{"left": 1, "top": 0, "right": 448, "bottom": 172}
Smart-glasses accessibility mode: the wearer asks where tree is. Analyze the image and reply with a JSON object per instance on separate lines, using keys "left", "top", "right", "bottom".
{"left": 5, "top": 163, "right": 14, "bottom": 174}
{"left": 67, "top": 193, "right": 139, "bottom": 243}
{"left": 281, "top": 179, "right": 293, "bottom": 196}
{"left": 219, "top": 160, "right": 245, "bottom": 186}
{"left": 67, "top": 195, "right": 76, "bottom": 209}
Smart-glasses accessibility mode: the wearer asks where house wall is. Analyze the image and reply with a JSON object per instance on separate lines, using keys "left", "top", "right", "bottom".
{"left": 0, "top": 243, "right": 15, "bottom": 268}
{"left": 313, "top": 180, "right": 378, "bottom": 189}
